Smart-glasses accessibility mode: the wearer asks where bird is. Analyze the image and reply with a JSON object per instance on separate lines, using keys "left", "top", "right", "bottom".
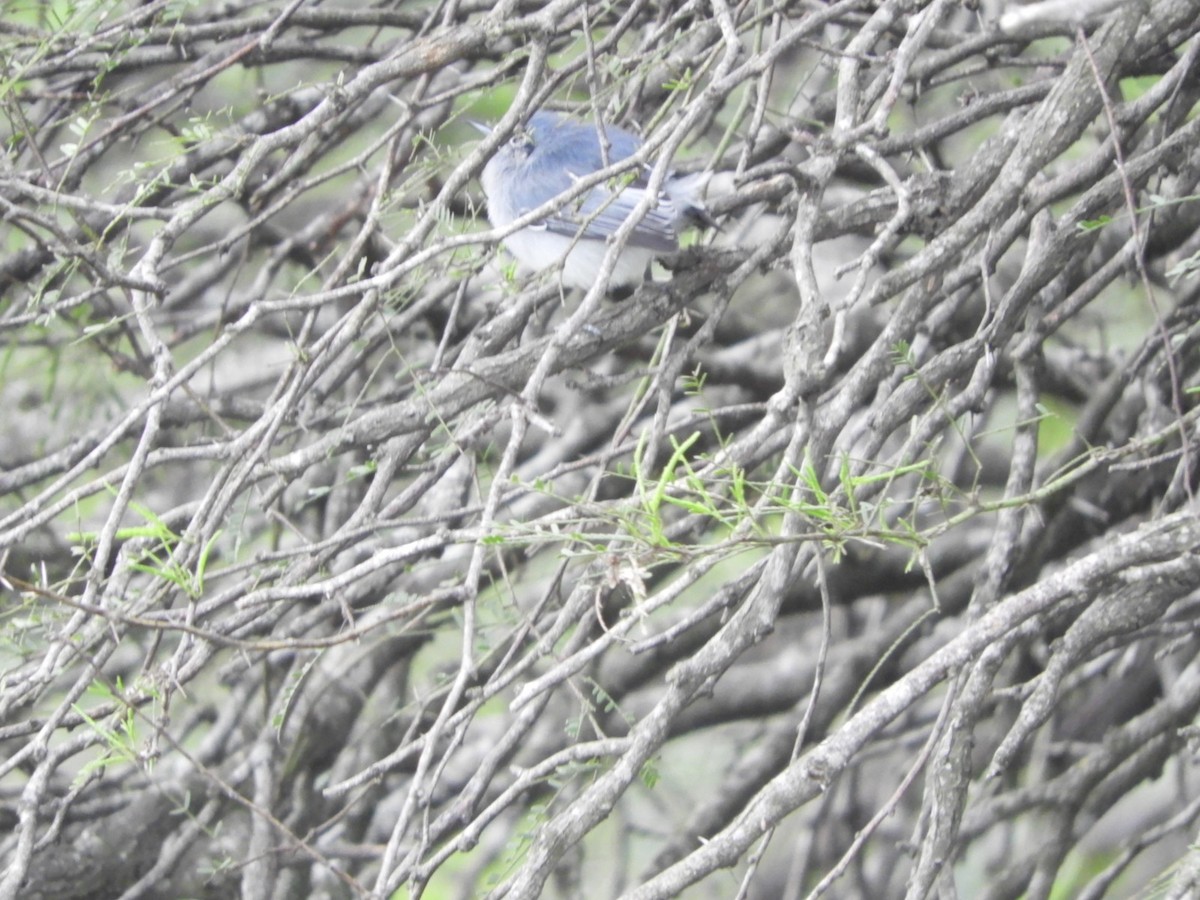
{"left": 474, "top": 110, "right": 710, "bottom": 291}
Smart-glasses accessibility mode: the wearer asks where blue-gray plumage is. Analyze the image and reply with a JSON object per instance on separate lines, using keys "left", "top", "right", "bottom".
{"left": 476, "top": 111, "right": 708, "bottom": 290}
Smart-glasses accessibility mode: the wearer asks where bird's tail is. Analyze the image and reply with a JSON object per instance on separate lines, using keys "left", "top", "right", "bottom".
{"left": 667, "top": 171, "right": 718, "bottom": 230}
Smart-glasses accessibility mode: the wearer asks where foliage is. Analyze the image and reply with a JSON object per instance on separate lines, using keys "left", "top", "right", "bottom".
{"left": 3, "top": 1, "right": 1200, "bottom": 898}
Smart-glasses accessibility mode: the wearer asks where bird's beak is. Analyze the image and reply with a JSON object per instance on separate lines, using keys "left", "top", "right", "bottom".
{"left": 467, "top": 119, "right": 491, "bottom": 137}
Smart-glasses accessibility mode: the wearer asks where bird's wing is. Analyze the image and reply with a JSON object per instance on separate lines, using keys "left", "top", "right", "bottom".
{"left": 538, "top": 177, "right": 680, "bottom": 254}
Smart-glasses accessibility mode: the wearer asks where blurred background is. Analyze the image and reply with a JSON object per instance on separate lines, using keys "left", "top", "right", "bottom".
{"left": 3, "top": 0, "right": 1200, "bottom": 897}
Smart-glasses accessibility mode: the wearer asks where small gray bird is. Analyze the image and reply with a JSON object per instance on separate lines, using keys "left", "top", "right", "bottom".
{"left": 476, "top": 111, "right": 710, "bottom": 290}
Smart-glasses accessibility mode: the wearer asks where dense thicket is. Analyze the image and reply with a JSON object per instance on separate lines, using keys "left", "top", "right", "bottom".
{"left": 4, "top": 1, "right": 1200, "bottom": 898}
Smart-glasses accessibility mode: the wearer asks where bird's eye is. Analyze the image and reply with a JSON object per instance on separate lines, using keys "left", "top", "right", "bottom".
{"left": 511, "top": 128, "right": 535, "bottom": 154}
